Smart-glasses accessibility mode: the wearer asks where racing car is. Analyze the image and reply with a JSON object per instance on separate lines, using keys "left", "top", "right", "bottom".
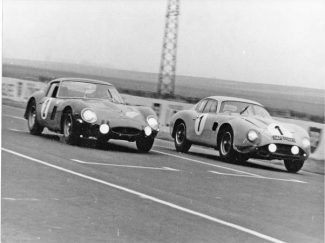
{"left": 24, "top": 78, "right": 159, "bottom": 152}
{"left": 169, "top": 96, "right": 311, "bottom": 173}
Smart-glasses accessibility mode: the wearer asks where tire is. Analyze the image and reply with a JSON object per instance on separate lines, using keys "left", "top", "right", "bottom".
{"left": 136, "top": 135, "right": 154, "bottom": 153}
{"left": 27, "top": 99, "right": 44, "bottom": 135}
{"left": 62, "top": 110, "right": 80, "bottom": 145}
{"left": 218, "top": 127, "right": 236, "bottom": 161}
{"left": 174, "top": 122, "right": 191, "bottom": 153}
{"left": 284, "top": 159, "right": 305, "bottom": 173}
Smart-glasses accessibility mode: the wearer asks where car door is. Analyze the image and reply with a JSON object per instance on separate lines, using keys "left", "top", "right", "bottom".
{"left": 191, "top": 99, "right": 219, "bottom": 145}
{"left": 186, "top": 99, "right": 208, "bottom": 142}
{"left": 190, "top": 99, "right": 215, "bottom": 144}
{"left": 200, "top": 100, "right": 219, "bottom": 146}
{"left": 38, "top": 82, "right": 60, "bottom": 129}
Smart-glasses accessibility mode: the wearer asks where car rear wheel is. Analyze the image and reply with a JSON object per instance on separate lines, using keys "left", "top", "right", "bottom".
{"left": 284, "top": 159, "right": 305, "bottom": 173}
{"left": 174, "top": 122, "right": 192, "bottom": 153}
{"left": 27, "top": 99, "right": 44, "bottom": 135}
{"left": 136, "top": 135, "right": 154, "bottom": 153}
{"left": 219, "top": 128, "right": 236, "bottom": 161}
{"left": 62, "top": 111, "right": 80, "bottom": 145}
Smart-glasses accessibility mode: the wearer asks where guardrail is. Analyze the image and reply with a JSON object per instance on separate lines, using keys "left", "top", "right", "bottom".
{"left": 2, "top": 77, "right": 324, "bottom": 161}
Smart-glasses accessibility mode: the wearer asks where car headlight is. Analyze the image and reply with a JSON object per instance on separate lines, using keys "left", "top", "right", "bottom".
{"left": 81, "top": 108, "right": 97, "bottom": 123}
{"left": 144, "top": 126, "right": 152, "bottom": 136}
{"left": 291, "top": 145, "right": 299, "bottom": 155}
{"left": 147, "top": 116, "right": 159, "bottom": 130}
{"left": 268, "top": 143, "right": 277, "bottom": 153}
{"left": 247, "top": 130, "right": 258, "bottom": 142}
{"left": 302, "top": 138, "right": 310, "bottom": 148}
{"left": 99, "top": 124, "right": 110, "bottom": 134}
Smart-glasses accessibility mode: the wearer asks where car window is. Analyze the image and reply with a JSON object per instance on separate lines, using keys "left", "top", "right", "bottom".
{"left": 221, "top": 103, "right": 238, "bottom": 113}
{"left": 219, "top": 101, "right": 271, "bottom": 118}
{"left": 203, "top": 100, "right": 214, "bottom": 113}
{"left": 195, "top": 100, "right": 202, "bottom": 112}
{"left": 209, "top": 100, "right": 218, "bottom": 113}
{"left": 196, "top": 99, "right": 208, "bottom": 112}
{"left": 46, "top": 82, "right": 59, "bottom": 97}
{"left": 253, "top": 105, "right": 271, "bottom": 118}
{"left": 57, "top": 81, "right": 125, "bottom": 104}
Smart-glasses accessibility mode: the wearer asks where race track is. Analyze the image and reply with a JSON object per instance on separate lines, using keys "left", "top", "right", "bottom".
{"left": 2, "top": 105, "right": 324, "bottom": 243}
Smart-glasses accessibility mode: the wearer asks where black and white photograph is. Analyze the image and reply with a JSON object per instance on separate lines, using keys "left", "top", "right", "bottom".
{"left": 2, "top": 0, "right": 324, "bottom": 242}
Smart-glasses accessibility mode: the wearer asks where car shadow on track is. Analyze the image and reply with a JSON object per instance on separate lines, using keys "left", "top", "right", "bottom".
{"left": 38, "top": 133, "right": 142, "bottom": 154}
{"left": 66, "top": 138, "right": 140, "bottom": 153}
{"left": 13, "top": 128, "right": 159, "bottom": 155}
{"left": 84, "top": 140, "right": 140, "bottom": 154}
{"left": 187, "top": 151, "right": 286, "bottom": 173}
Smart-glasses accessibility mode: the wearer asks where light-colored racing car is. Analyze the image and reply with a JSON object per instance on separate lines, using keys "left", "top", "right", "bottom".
{"left": 169, "top": 96, "right": 311, "bottom": 173}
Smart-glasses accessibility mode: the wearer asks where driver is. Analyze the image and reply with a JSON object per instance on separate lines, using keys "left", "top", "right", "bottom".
{"left": 86, "top": 85, "right": 111, "bottom": 99}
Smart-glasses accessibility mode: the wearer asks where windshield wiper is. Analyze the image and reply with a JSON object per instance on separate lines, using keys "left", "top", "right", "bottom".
{"left": 240, "top": 105, "right": 250, "bottom": 115}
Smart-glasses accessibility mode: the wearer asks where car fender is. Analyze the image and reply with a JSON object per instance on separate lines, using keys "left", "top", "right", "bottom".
{"left": 52, "top": 100, "right": 88, "bottom": 131}
{"left": 133, "top": 106, "right": 157, "bottom": 120}
{"left": 170, "top": 110, "right": 197, "bottom": 140}
{"left": 280, "top": 122, "right": 309, "bottom": 138}
{"left": 216, "top": 116, "right": 260, "bottom": 150}
{"left": 275, "top": 122, "right": 311, "bottom": 156}
{"left": 24, "top": 90, "right": 46, "bottom": 119}
{"left": 60, "top": 100, "right": 87, "bottom": 115}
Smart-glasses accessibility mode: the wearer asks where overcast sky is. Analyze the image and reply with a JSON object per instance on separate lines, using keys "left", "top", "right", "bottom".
{"left": 3, "top": 0, "right": 325, "bottom": 90}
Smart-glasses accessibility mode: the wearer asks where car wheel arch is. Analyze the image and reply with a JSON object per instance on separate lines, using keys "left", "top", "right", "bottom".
{"left": 217, "top": 123, "right": 233, "bottom": 148}
{"left": 172, "top": 118, "right": 186, "bottom": 138}
{"left": 60, "top": 106, "right": 73, "bottom": 133}
{"left": 136, "top": 106, "right": 157, "bottom": 119}
{"left": 24, "top": 97, "right": 36, "bottom": 119}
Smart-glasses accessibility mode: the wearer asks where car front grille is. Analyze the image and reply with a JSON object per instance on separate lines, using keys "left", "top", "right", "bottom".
{"left": 111, "top": 127, "right": 141, "bottom": 136}
{"left": 257, "top": 144, "right": 305, "bottom": 158}
{"left": 275, "top": 144, "right": 304, "bottom": 156}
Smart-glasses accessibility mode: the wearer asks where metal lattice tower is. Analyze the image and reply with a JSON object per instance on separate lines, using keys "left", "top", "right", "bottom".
{"left": 157, "top": 0, "right": 180, "bottom": 97}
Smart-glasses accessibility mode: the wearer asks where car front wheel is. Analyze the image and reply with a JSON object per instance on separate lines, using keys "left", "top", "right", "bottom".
{"left": 284, "top": 159, "right": 305, "bottom": 173}
{"left": 174, "top": 123, "right": 191, "bottom": 153}
{"left": 136, "top": 135, "right": 154, "bottom": 153}
{"left": 62, "top": 111, "right": 80, "bottom": 145}
{"left": 27, "top": 99, "right": 44, "bottom": 135}
{"left": 219, "top": 128, "right": 236, "bottom": 161}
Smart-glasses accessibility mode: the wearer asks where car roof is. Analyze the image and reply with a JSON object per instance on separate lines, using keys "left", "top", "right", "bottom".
{"left": 205, "top": 96, "right": 263, "bottom": 106}
{"left": 51, "top": 77, "right": 113, "bottom": 86}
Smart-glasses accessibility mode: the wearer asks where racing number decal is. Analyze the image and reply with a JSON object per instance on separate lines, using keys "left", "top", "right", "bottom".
{"left": 268, "top": 123, "right": 292, "bottom": 138}
{"left": 41, "top": 98, "right": 53, "bottom": 120}
{"left": 194, "top": 114, "right": 208, "bottom": 135}
{"left": 274, "top": 125, "right": 283, "bottom": 135}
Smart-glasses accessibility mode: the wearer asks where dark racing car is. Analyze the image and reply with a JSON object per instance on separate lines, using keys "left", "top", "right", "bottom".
{"left": 24, "top": 78, "right": 159, "bottom": 152}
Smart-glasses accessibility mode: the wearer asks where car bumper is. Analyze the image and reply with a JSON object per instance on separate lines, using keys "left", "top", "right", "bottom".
{"left": 74, "top": 118, "right": 158, "bottom": 141}
{"left": 235, "top": 143, "right": 309, "bottom": 160}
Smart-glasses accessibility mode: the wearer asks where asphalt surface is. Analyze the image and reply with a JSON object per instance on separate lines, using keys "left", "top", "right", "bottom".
{"left": 2, "top": 104, "right": 324, "bottom": 243}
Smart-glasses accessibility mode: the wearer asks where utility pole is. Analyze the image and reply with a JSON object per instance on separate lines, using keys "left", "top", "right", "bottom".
{"left": 157, "top": 0, "right": 180, "bottom": 97}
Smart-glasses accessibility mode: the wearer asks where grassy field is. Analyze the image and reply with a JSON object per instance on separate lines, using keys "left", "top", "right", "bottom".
{"left": 3, "top": 58, "right": 324, "bottom": 122}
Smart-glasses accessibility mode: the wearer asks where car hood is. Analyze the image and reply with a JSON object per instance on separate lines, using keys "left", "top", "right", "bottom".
{"left": 241, "top": 116, "right": 301, "bottom": 134}
{"left": 83, "top": 99, "right": 145, "bottom": 121}
{"left": 242, "top": 116, "right": 276, "bottom": 129}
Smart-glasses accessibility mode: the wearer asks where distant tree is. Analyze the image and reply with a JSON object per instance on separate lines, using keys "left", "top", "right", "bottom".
{"left": 38, "top": 75, "right": 55, "bottom": 82}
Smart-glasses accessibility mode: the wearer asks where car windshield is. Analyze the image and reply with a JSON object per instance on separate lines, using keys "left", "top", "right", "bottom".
{"left": 57, "top": 81, "right": 124, "bottom": 104}
{"left": 219, "top": 101, "right": 271, "bottom": 118}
